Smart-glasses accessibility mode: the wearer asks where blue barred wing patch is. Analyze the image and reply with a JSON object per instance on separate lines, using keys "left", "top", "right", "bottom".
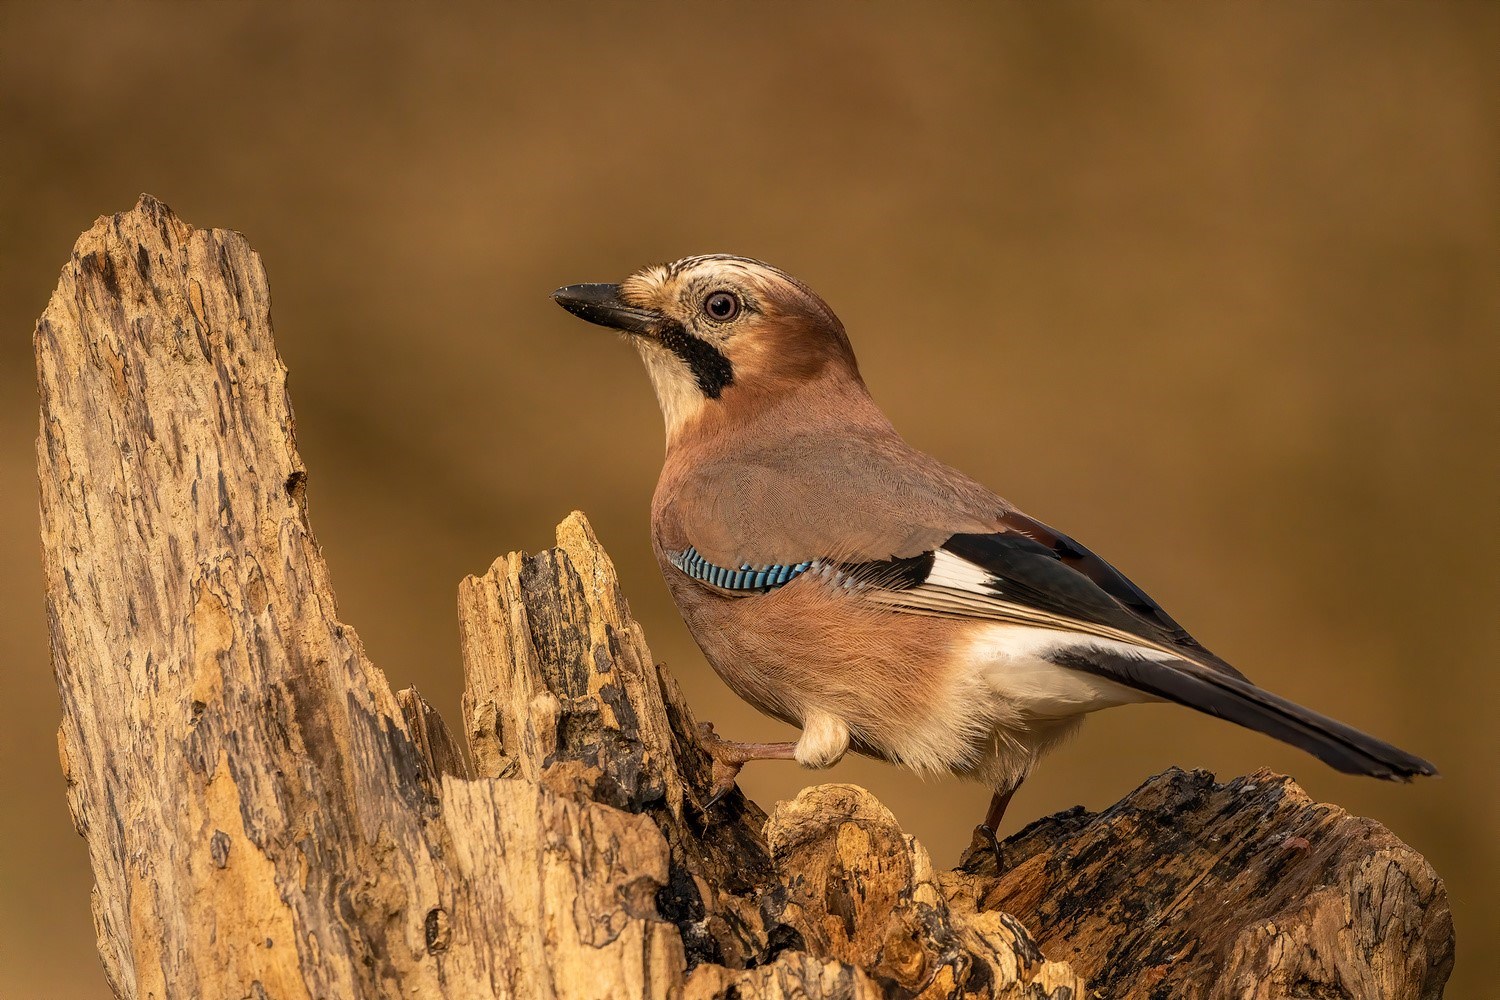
{"left": 668, "top": 546, "right": 814, "bottom": 593}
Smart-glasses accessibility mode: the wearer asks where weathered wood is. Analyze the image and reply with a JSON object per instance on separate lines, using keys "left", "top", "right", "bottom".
{"left": 459, "top": 520, "right": 782, "bottom": 971}
{"left": 952, "top": 768, "right": 1455, "bottom": 999}
{"left": 762, "top": 785, "right": 1084, "bottom": 996}
{"left": 37, "top": 196, "right": 685, "bottom": 999}
{"left": 455, "top": 514, "right": 1078, "bottom": 998}
{"left": 397, "top": 687, "right": 471, "bottom": 782}
{"left": 38, "top": 196, "right": 1453, "bottom": 999}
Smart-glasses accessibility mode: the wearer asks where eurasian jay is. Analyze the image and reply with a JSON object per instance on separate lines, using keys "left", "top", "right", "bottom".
{"left": 553, "top": 254, "right": 1436, "bottom": 831}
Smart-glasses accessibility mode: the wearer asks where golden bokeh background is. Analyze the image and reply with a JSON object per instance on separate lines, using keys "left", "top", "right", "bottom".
{"left": 2, "top": 4, "right": 1494, "bottom": 995}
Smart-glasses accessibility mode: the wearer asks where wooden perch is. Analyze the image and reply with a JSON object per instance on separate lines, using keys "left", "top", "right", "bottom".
{"left": 36, "top": 196, "right": 1454, "bottom": 999}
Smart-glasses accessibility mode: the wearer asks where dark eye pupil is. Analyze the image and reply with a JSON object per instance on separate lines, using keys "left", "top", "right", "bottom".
{"left": 705, "top": 291, "right": 739, "bottom": 320}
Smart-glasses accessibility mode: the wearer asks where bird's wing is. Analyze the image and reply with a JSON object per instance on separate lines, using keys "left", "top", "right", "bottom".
{"left": 864, "top": 522, "right": 1246, "bottom": 679}
{"left": 662, "top": 428, "right": 1235, "bottom": 673}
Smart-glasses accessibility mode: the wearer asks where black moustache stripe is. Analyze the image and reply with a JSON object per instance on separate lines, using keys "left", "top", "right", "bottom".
{"left": 657, "top": 321, "right": 734, "bottom": 398}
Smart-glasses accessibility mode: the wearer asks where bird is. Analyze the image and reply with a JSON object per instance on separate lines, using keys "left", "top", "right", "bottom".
{"left": 551, "top": 254, "right": 1437, "bottom": 835}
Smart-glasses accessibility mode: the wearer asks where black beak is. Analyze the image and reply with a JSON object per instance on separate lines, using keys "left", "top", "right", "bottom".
{"left": 551, "top": 283, "right": 663, "bottom": 335}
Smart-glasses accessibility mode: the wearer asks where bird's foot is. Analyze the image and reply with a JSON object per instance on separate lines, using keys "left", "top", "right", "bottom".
{"left": 695, "top": 722, "right": 798, "bottom": 812}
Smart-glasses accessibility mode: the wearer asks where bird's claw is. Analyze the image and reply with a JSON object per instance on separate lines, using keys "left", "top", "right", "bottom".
{"left": 697, "top": 722, "right": 746, "bottom": 813}
{"left": 703, "top": 767, "right": 739, "bottom": 812}
{"left": 968, "top": 823, "right": 1004, "bottom": 874}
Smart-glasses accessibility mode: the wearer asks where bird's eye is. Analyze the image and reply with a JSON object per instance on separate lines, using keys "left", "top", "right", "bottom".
{"left": 703, "top": 291, "right": 741, "bottom": 322}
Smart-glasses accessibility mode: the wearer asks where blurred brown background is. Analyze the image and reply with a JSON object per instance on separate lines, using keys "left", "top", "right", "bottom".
{"left": 2, "top": 3, "right": 1495, "bottom": 995}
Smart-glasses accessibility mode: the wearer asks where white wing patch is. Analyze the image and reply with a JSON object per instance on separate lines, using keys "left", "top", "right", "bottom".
{"left": 925, "top": 548, "right": 999, "bottom": 593}
{"left": 865, "top": 545, "right": 1187, "bottom": 658}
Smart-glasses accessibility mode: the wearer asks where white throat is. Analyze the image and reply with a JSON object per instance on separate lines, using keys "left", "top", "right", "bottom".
{"left": 635, "top": 340, "right": 708, "bottom": 443}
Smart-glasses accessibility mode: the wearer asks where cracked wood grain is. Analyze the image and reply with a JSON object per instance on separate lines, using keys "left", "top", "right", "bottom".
{"left": 953, "top": 768, "right": 1454, "bottom": 999}
{"left": 38, "top": 196, "right": 683, "bottom": 999}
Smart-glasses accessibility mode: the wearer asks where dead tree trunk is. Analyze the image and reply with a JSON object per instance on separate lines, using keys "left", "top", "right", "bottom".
{"left": 36, "top": 196, "right": 1454, "bottom": 999}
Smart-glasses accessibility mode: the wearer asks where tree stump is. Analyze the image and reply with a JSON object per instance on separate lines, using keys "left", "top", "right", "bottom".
{"left": 36, "top": 196, "right": 1454, "bottom": 999}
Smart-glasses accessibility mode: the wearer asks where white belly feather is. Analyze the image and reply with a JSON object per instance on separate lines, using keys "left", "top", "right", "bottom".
{"left": 969, "top": 625, "right": 1155, "bottom": 718}
{"left": 881, "top": 622, "right": 1166, "bottom": 791}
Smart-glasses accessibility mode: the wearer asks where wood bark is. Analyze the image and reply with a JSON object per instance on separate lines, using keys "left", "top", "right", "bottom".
{"left": 37, "top": 196, "right": 1454, "bottom": 999}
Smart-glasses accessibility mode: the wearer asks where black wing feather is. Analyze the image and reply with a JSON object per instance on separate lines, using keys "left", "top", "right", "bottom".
{"left": 943, "top": 530, "right": 1246, "bottom": 679}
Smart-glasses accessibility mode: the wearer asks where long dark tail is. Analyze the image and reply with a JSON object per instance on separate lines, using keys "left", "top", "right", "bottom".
{"left": 1051, "top": 645, "right": 1438, "bottom": 780}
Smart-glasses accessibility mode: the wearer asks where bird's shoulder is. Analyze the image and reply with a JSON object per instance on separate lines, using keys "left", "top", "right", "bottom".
{"left": 653, "top": 426, "right": 1001, "bottom": 567}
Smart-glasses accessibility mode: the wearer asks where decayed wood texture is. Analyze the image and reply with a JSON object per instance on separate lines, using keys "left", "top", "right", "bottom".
{"left": 952, "top": 769, "right": 1454, "bottom": 998}
{"left": 37, "top": 196, "right": 683, "bottom": 999}
{"left": 455, "top": 515, "right": 1082, "bottom": 997}
{"left": 38, "top": 197, "right": 1452, "bottom": 999}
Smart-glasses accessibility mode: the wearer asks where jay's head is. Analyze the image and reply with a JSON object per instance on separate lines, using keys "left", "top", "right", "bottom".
{"left": 553, "top": 255, "right": 861, "bottom": 438}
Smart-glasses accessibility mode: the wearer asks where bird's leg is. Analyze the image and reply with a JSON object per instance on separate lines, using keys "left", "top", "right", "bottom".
{"left": 972, "top": 787, "right": 1017, "bottom": 872}
{"left": 984, "top": 787, "right": 1016, "bottom": 831}
{"left": 696, "top": 722, "right": 798, "bottom": 809}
